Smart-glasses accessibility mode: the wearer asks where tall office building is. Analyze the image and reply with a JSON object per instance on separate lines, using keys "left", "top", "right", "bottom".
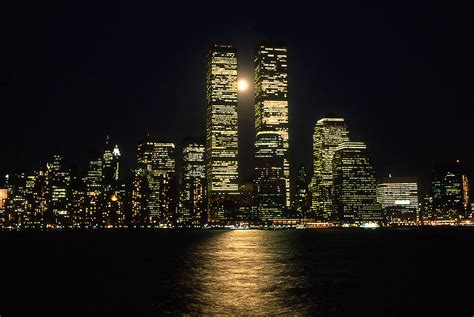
{"left": 333, "top": 142, "right": 381, "bottom": 225}
{"left": 136, "top": 139, "right": 176, "bottom": 226}
{"left": 311, "top": 117, "right": 349, "bottom": 221}
{"left": 0, "top": 187, "right": 7, "bottom": 227}
{"left": 429, "top": 161, "right": 470, "bottom": 222}
{"left": 3, "top": 173, "right": 29, "bottom": 228}
{"left": 70, "top": 175, "right": 86, "bottom": 228}
{"left": 178, "top": 138, "right": 207, "bottom": 226}
{"left": 254, "top": 131, "right": 285, "bottom": 221}
{"left": 102, "top": 137, "right": 121, "bottom": 190}
{"left": 102, "top": 138, "right": 123, "bottom": 227}
{"left": 254, "top": 42, "right": 290, "bottom": 208}
{"left": 131, "top": 167, "right": 149, "bottom": 226}
{"left": 206, "top": 44, "right": 239, "bottom": 223}
{"left": 46, "top": 154, "right": 71, "bottom": 228}
{"left": 0, "top": 188, "right": 7, "bottom": 217}
{"left": 422, "top": 195, "right": 434, "bottom": 223}
{"left": 84, "top": 157, "right": 104, "bottom": 228}
{"left": 377, "top": 176, "right": 419, "bottom": 225}
{"left": 24, "top": 174, "right": 40, "bottom": 228}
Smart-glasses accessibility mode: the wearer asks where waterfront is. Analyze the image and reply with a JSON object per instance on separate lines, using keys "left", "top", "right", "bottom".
{"left": 0, "top": 228, "right": 472, "bottom": 316}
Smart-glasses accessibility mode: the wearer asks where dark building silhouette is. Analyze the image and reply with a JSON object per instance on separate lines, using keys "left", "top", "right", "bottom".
{"left": 254, "top": 131, "right": 285, "bottom": 221}
{"left": 429, "top": 161, "right": 470, "bottom": 223}
{"left": 294, "top": 165, "right": 310, "bottom": 219}
{"left": 178, "top": 137, "right": 207, "bottom": 226}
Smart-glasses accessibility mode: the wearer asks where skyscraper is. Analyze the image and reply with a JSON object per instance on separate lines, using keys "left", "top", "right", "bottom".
{"left": 3, "top": 173, "right": 29, "bottom": 228}
{"left": 102, "top": 137, "right": 121, "bottom": 191}
{"left": 429, "top": 161, "right": 471, "bottom": 223}
{"left": 254, "top": 131, "right": 285, "bottom": 221}
{"left": 377, "top": 176, "right": 419, "bottom": 225}
{"left": 0, "top": 187, "right": 7, "bottom": 227}
{"left": 311, "top": 117, "right": 349, "bottom": 221}
{"left": 46, "top": 154, "right": 71, "bottom": 228}
{"left": 0, "top": 188, "right": 7, "bottom": 214}
{"left": 131, "top": 167, "right": 149, "bottom": 226}
{"left": 25, "top": 173, "right": 41, "bottom": 228}
{"left": 136, "top": 139, "right": 176, "bottom": 226}
{"left": 70, "top": 174, "right": 86, "bottom": 228}
{"left": 102, "top": 138, "right": 123, "bottom": 227}
{"left": 254, "top": 42, "right": 290, "bottom": 208}
{"left": 84, "top": 157, "right": 104, "bottom": 228}
{"left": 206, "top": 44, "right": 239, "bottom": 223}
{"left": 333, "top": 142, "right": 381, "bottom": 225}
{"left": 178, "top": 137, "right": 207, "bottom": 226}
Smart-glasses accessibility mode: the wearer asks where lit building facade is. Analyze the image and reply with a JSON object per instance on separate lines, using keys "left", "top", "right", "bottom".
{"left": 45, "top": 155, "right": 71, "bottom": 227}
{"left": 206, "top": 44, "right": 239, "bottom": 223}
{"left": 3, "top": 174, "right": 29, "bottom": 228}
{"left": 131, "top": 167, "right": 149, "bottom": 226}
{"left": 102, "top": 138, "right": 123, "bottom": 227}
{"left": 0, "top": 176, "right": 9, "bottom": 227}
{"left": 254, "top": 131, "right": 285, "bottom": 221}
{"left": 333, "top": 142, "right": 381, "bottom": 225}
{"left": 178, "top": 138, "right": 207, "bottom": 226}
{"left": 429, "top": 161, "right": 471, "bottom": 222}
{"left": 136, "top": 139, "right": 176, "bottom": 226}
{"left": 25, "top": 174, "right": 40, "bottom": 228}
{"left": 255, "top": 42, "right": 290, "bottom": 208}
{"left": 70, "top": 175, "right": 86, "bottom": 228}
{"left": 422, "top": 195, "right": 433, "bottom": 223}
{"left": 311, "top": 117, "right": 349, "bottom": 221}
{"left": 84, "top": 157, "right": 104, "bottom": 228}
{"left": 377, "top": 176, "right": 419, "bottom": 225}
{"left": 0, "top": 188, "right": 7, "bottom": 221}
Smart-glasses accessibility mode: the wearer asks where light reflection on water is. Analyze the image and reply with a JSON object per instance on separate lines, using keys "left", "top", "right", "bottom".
{"left": 172, "top": 230, "right": 319, "bottom": 315}
{"left": 1, "top": 228, "right": 472, "bottom": 315}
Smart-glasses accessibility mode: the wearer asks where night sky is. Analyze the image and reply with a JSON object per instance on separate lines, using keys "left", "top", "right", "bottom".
{"left": 1, "top": 1, "right": 472, "bottom": 193}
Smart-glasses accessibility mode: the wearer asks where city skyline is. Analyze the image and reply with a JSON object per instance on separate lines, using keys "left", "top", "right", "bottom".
{"left": 1, "top": 36, "right": 472, "bottom": 228}
{"left": 1, "top": 38, "right": 470, "bottom": 196}
{"left": 1, "top": 1, "right": 471, "bottom": 195}
{"left": 1, "top": 85, "right": 471, "bottom": 228}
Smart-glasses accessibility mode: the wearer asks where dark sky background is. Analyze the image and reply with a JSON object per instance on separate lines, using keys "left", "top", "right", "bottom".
{"left": 1, "top": 0, "right": 472, "bottom": 194}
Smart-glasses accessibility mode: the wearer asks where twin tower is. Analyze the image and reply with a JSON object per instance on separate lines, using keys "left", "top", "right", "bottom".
{"left": 206, "top": 43, "right": 289, "bottom": 223}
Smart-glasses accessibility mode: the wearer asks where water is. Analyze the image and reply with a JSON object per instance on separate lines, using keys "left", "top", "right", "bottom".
{"left": 0, "top": 228, "right": 472, "bottom": 316}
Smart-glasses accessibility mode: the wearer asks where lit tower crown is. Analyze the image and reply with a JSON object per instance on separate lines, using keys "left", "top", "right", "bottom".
{"left": 205, "top": 44, "right": 239, "bottom": 223}
{"left": 254, "top": 42, "right": 290, "bottom": 208}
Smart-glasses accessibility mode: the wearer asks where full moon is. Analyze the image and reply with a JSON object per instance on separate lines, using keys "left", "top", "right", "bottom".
{"left": 238, "top": 79, "right": 249, "bottom": 91}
